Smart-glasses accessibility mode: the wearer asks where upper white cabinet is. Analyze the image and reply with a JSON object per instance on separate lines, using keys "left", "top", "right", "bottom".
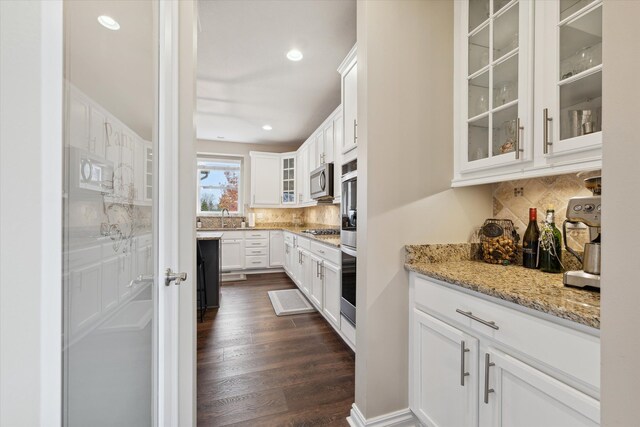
{"left": 250, "top": 152, "right": 281, "bottom": 206}
{"left": 281, "top": 153, "right": 296, "bottom": 205}
{"left": 453, "top": 0, "right": 603, "bottom": 186}
{"left": 339, "top": 46, "right": 358, "bottom": 155}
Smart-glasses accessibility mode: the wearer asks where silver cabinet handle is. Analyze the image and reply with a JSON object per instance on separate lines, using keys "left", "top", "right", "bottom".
{"left": 484, "top": 353, "right": 495, "bottom": 404}
{"left": 514, "top": 117, "right": 524, "bottom": 160}
{"left": 320, "top": 261, "right": 324, "bottom": 280}
{"left": 165, "top": 268, "right": 187, "bottom": 286}
{"left": 353, "top": 119, "right": 358, "bottom": 143}
{"left": 456, "top": 309, "right": 499, "bottom": 330}
{"left": 318, "top": 249, "right": 325, "bottom": 254}
{"left": 316, "top": 260, "right": 320, "bottom": 277}
{"left": 128, "top": 274, "right": 153, "bottom": 288}
{"left": 460, "top": 341, "right": 470, "bottom": 386}
{"left": 543, "top": 108, "right": 553, "bottom": 154}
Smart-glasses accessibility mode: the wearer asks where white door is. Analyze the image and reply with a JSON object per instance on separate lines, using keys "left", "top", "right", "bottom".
{"left": 480, "top": 346, "right": 600, "bottom": 427}
{"left": 269, "top": 231, "right": 285, "bottom": 267}
{"left": 251, "top": 152, "right": 281, "bottom": 206}
{"left": 322, "top": 260, "right": 341, "bottom": 326}
{"left": 284, "top": 241, "right": 293, "bottom": 275}
{"left": 410, "top": 309, "right": 479, "bottom": 427}
{"left": 221, "top": 239, "right": 245, "bottom": 271}
{"left": 343, "top": 62, "right": 358, "bottom": 154}
{"left": 62, "top": 2, "right": 184, "bottom": 426}
{"left": 310, "top": 255, "right": 324, "bottom": 308}
{"left": 298, "top": 248, "right": 311, "bottom": 294}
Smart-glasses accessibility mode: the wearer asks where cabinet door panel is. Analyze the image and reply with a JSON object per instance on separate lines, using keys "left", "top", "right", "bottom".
{"left": 322, "top": 261, "right": 341, "bottom": 326}
{"left": 343, "top": 63, "right": 358, "bottom": 154}
{"left": 480, "top": 347, "right": 600, "bottom": 427}
{"left": 221, "top": 239, "right": 244, "bottom": 271}
{"left": 69, "top": 262, "right": 102, "bottom": 334}
{"left": 251, "top": 154, "right": 281, "bottom": 206}
{"left": 269, "top": 231, "right": 285, "bottom": 267}
{"left": 298, "top": 249, "right": 311, "bottom": 295}
{"left": 310, "top": 255, "right": 323, "bottom": 308}
{"left": 411, "top": 309, "right": 479, "bottom": 427}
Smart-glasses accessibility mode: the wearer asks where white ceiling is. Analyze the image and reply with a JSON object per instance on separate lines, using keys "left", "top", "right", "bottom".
{"left": 196, "top": 0, "right": 356, "bottom": 146}
{"left": 65, "top": 1, "right": 155, "bottom": 141}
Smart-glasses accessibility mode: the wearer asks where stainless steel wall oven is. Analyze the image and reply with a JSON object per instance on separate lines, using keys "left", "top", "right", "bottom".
{"left": 340, "top": 159, "right": 357, "bottom": 326}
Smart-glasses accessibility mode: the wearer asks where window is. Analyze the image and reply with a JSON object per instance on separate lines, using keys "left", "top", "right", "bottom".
{"left": 197, "top": 156, "right": 242, "bottom": 215}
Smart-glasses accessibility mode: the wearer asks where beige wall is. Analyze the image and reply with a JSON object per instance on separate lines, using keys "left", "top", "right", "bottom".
{"left": 197, "top": 139, "right": 298, "bottom": 212}
{"left": 601, "top": 1, "right": 640, "bottom": 425}
{"left": 355, "top": 0, "right": 492, "bottom": 418}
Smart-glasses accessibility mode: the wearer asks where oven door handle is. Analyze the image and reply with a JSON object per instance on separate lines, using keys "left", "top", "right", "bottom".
{"left": 341, "top": 246, "right": 357, "bottom": 257}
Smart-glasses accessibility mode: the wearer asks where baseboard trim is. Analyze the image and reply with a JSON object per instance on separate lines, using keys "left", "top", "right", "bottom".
{"left": 347, "top": 404, "right": 419, "bottom": 427}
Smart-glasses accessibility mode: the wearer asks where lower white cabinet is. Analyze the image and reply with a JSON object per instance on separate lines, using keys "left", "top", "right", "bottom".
{"left": 310, "top": 254, "right": 324, "bottom": 308}
{"left": 480, "top": 346, "right": 599, "bottom": 427}
{"left": 297, "top": 247, "right": 311, "bottom": 295}
{"left": 284, "top": 241, "right": 295, "bottom": 278}
{"left": 269, "top": 231, "right": 284, "bottom": 267}
{"left": 409, "top": 273, "right": 600, "bottom": 427}
{"left": 412, "top": 309, "right": 478, "bottom": 427}
{"left": 221, "top": 238, "right": 244, "bottom": 271}
{"left": 322, "top": 260, "right": 341, "bottom": 326}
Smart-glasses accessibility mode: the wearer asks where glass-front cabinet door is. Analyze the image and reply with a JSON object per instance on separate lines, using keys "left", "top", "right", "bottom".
{"left": 281, "top": 155, "right": 296, "bottom": 205}
{"left": 537, "top": 0, "right": 602, "bottom": 157}
{"left": 461, "top": 0, "right": 533, "bottom": 172}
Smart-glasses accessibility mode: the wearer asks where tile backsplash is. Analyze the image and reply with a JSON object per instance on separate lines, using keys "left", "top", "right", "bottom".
{"left": 197, "top": 204, "right": 340, "bottom": 228}
{"left": 492, "top": 171, "right": 600, "bottom": 250}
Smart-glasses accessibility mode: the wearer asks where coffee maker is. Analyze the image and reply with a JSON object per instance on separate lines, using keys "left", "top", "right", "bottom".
{"left": 563, "top": 176, "right": 601, "bottom": 289}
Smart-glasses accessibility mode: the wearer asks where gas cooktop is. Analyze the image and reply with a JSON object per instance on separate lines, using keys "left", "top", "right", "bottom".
{"left": 302, "top": 229, "right": 340, "bottom": 236}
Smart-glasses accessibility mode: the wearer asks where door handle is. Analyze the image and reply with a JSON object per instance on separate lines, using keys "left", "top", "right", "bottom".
{"left": 353, "top": 119, "right": 358, "bottom": 143}
{"left": 543, "top": 108, "right": 553, "bottom": 154}
{"left": 128, "top": 274, "right": 154, "bottom": 288}
{"left": 484, "top": 353, "right": 495, "bottom": 404}
{"left": 460, "top": 341, "right": 470, "bottom": 386}
{"left": 514, "top": 117, "right": 524, "bottom": 160}
{"left": 165, "top": 268, "right": 187, "bottom": 286}
{"left": 456, "top": 309, "right": 499, "bottom": 330}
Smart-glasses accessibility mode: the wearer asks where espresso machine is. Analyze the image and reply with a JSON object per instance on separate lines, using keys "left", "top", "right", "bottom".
{"left": 563, "top": 176, "right": 601, "bottom": 289}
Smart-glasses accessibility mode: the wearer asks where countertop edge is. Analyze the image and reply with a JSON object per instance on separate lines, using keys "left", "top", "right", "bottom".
{"left": 406, "top": 262, "right": 600, "bottom": 332}
{"left": 196, "top": 227, "right": 341, "bottom": 248}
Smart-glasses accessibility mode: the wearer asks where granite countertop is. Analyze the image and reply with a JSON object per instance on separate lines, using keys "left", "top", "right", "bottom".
{"left": 196, "top": 231, "right": 224, "bottom": 241}
{"left": 197, "top": 224, "right": 341, "bottom": 248}
{"left": 405, "top": 244, "right": 600, "bottom": 329}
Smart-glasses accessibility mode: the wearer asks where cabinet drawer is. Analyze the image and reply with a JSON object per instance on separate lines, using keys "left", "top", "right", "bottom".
{"left": 284, "top": 232, "right": 294, "bottom": 244}
{"left": 245, "top": 239, "right": 268, "bottom": 248}
{"left": 221, "top": 231, "right": 244, "bottom": 240}
{"left": 245, "top": 255, "right": 268, "bottom": 269}
{"left": 296, "top": 236, "right": 310, "bottom": 250}
{"left": 412, "top": 275, "right": 600, "bottom": 394}
{"left": 310, "top": 240, "right": 340, "bottom": 264}
{"left": 245, "top": 247, "right": 268, "bottom": 256}
{"left": 245, "top": 230, "right": 269, "bottom": 239}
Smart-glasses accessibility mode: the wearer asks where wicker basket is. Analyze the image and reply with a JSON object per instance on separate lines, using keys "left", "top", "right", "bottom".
{"left": 480, "top": 219, "right": 519, "bottom": 265}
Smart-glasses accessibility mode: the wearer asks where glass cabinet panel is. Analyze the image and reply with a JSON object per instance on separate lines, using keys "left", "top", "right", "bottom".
{"left": 557, "top": 1, "right": 602, "bottom": 143}
{"left": 465, "top": 0, "right": 525, "bottom": 167}
{"left": 281, "top": 157, "right": 295, "bottom": 204}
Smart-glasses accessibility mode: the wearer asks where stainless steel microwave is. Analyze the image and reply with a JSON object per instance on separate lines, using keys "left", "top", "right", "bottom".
{"left": 310, "top": 163, "right": 334, "bottom": 201}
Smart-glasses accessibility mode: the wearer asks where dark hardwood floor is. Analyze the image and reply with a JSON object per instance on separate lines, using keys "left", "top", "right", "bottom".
{"left": 197, "top": 272, "right": 355, "bottom": 426}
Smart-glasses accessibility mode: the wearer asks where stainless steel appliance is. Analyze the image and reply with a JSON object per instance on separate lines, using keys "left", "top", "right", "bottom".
{"left": 310, "top": 163, "right": 334, "bottom": 201}
{"left": 302, "top": 229, "right": 340, "bottom": 236}
{"left": 67, "top": 147, "right": 114, "bottom": 193}
{"left": 563, "top": 176, "right": 601, "bottom": 289}
{"left": 340, "top": 159, "right": 357, "bottom": 326}
{"left": 341, "top": 159, "right": 357, "bottom": 249}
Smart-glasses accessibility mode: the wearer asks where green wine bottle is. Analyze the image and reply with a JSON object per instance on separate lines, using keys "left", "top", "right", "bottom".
{"left": 539, "top": 207, "right": 563, "bottom": 273}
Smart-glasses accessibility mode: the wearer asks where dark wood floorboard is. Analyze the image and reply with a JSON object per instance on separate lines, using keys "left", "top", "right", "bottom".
{"left": 197, "top": 273, "right": 355, "bottom": 427}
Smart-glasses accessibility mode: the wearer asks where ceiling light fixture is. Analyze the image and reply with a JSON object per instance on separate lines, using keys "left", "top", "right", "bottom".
{"left": 286, "top": 49, "right": 303, "bottom": 62}
{"left": 262, "top": 125, "right": 273, "bottom": 131}
{"left": 217, "top": 136, "right": 225, "bottom": 139}
{"left": 98, "top": 15, "right": 120, "bottom": 31}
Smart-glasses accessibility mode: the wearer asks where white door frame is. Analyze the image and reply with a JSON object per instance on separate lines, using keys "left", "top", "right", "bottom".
{"left": 0, "top": 1, "right": 193, "bottom": 425}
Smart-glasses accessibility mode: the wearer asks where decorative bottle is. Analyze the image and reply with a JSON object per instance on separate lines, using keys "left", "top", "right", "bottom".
{"left": 522, "top": 208, "right": 540, "bottom": 269}
{"left": 539, "top": 207, "right": 563, "bottom": 273}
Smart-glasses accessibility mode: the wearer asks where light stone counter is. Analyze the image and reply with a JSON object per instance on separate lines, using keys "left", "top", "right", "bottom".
{"left": 405, "top": 243, "right": 600, "bottom": 329}
{"left": 198, "top": 223, "right": 341, "bottom": 248}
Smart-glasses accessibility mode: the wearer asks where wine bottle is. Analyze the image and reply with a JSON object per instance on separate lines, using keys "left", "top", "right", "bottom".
{"left": 522, "top": 208, "right": 540, "bottom": 269}
{"left": 539, "top": 207, "right": 563, "bottom": 273}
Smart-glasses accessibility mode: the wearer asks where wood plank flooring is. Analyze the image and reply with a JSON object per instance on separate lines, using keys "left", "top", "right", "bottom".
{"left": 197, "top": 273, "right": 355, "bottom": 426}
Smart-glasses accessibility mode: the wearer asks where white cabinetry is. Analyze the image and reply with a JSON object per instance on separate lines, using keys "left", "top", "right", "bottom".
{"left": 310, "top": 254, "right": 324, "bottom": 308}
{"left": 269, "top": 231, "right": 285, "bottom": 267}
{"left": 412, "top": 309, "right": 479, "bottom": 427}
{"left": 409, "top": 273, "right": 600, "bottom": 427}
{"left": 221, "top": 234, "right": 244, "bottom": 271}
{"left": 250, "top": 152, "right": 281, "bottom": 206}
{"left": 339, "top": 46, "right": 358, "bottom": 155}
{"left": 453, "top": 0, "right": 603, "bottom": 186}
{"left": 281, "top": 154, "right": 296, "bottom": 205}
{"left": 322, "top": 260, "right": 341, "bottom": 327}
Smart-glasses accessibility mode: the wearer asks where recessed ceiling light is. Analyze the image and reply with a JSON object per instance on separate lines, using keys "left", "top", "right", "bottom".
{"left": 98, "top": 15, "right": 120, "bottom": 31}
{"left": 262, "top": 125, "right": 273, "bottom": 131}
{"left": 217, "top": 136, "right": 225, "bottom": 139}
{"left": 286, "top": 49, "right": 303, "bottom": 62}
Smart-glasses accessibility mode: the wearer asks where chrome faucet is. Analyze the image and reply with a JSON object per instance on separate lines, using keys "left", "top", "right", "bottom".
{"left": 221, "top": 208, "right": 229, "bottom": 228}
